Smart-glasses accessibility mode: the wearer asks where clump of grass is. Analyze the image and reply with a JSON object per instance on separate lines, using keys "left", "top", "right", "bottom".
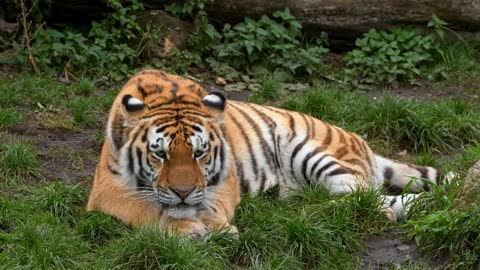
{"left": 0, "top": 140, "right": 41, "bottom": 179}
{"left": 0, "top": 108, "right": 24, "bottom": 129}
{"left": 31, "top": 182, "right": 86, "bottom": 224}
{"left": 77, "top": 211, "right": 128, "bottom": 246}
{"left": 98, "top": 228, "right": 228, "bottom": 269}
{"left": 0, "top": 198, "right": 34, "bottom": 232}
{"left": 249, "top": 78, "right": 281, "bottom": 104}
{"left": 71, "top": 78, "right": 96, "bottom": 95}
{"left": 225, "top": 186, "right": 388, "bottom": 269}
{"left": 1, "top": 214, "right": 90, "bottom": 269}
{"left": 70, "top": 97, "right": 97, "bottom": 127}
{"left": 405, "top": 206, "right": 480, "bottom": 268}
{"left": 436, "top": 40, "right": 480, "bottom": 78}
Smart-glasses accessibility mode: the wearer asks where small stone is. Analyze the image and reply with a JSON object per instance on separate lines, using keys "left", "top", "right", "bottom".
{"left": 397, "top": 244, "right": 410, "bottom": 251}
{"left": 215, "top": 77, "right": 227, "bottom": 86}
{"left": 397, "top": 150, "right": 408, "bottom": 156}
{"left": 57, "top": 77, "right": 73, "bottom": 85}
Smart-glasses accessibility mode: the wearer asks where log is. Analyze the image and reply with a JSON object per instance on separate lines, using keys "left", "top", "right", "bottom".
{"left": 143, "top": 0, "right": 480, "bottom": 41}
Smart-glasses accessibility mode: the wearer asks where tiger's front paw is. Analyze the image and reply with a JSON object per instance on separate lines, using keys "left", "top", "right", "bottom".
{"left": 168, "top": 219, "right": 209, "bottom": 239}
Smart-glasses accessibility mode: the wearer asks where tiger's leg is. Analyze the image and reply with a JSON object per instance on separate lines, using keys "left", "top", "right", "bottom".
{"left": 373, "top": 155, "right": 451, "bottom": 221}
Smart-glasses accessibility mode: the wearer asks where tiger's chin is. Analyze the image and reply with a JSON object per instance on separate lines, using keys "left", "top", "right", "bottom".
{"left": 165, "top": 204, "right": 198, "bottom": 219}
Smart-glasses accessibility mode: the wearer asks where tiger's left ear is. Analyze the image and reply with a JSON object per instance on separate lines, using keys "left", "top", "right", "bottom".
{"left": 202, "top": 92, "right": 226, "bottom": 122}
{"left": 202, "top": 92, "right": 226, "bottom": 112}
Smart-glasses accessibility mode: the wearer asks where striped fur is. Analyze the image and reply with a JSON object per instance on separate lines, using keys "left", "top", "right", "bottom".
{"left": 87, "top": 70, "right": 443, "bottom": 236}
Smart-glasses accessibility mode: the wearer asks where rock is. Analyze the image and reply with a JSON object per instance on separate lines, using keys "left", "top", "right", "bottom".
{"left": 215, "top": 77, "right": 227, "bottom": 86}
{"left": 463, "top": 160, "right": 480, "bottom": 196}
{"left": 135, "top": 10, "right": 193, "bottom": 58}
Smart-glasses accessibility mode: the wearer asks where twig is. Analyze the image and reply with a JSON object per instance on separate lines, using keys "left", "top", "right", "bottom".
{"left": 18, "top": 0, "right": 38, "bottom": 72}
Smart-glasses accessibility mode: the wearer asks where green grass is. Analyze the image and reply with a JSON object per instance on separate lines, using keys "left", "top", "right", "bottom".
{"left": 0, "top": 183, "right": 392, "bottom": 269}
{"left": 278, "top": 85, "right": 480, "bottom": 152}
{"left": 0, "top": 140, "right": 41, "bottom": 180}
{"left": 0, "top": 50, "right": 479, "bottom": 269}
{"left": 0, "top": 73, "right": 118, "bottom": 130}
{"left": 0, "top": 108, "right": 24, "bottom": 129}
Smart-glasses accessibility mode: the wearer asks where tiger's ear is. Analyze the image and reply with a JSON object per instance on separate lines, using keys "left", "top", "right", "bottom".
{"left": 107, "top": 94, "right": 147, "bottom": 152}
{"left": 202, "top": 92, "right": 226, "bottom": 111}
{"left": 122, "top": 94, "right": 146, "bottom": 114}
{"left": 202, "top": 92, "right": 226, "bottom": 122}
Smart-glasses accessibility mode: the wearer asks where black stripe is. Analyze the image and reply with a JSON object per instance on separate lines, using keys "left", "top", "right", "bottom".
{"left": 259, "top": 169, "right": 267, "bottom": 192}
{"left": 156, "top": 123, "right": 176, "bottom": 133}
{"left": 309, "top": 154, "right": 330, "bottom": 181}
{"left": 290, "top": 136, "right": 309, "bottom": 178}
{"left": 141, "top": 128, "right": 149, "bottom": 142}
{"left": 229, "top": 103, "right": 276, "bottom": 175}
{"left": 107, "top": 161, "right": 120, "bottom": 175}
{"left": 128, "top": 148, "right": 134, "bottom": 174}
{"left": 327, "top": 167, "right": 350, "bottom": 176}
{"left": 384, "top": 167, "right": 394, "bottom": 182}
{"left": 208, "top": 172, "right": 221, "bottom": 186}
{"left": 301, "top": 146, "right": 323, "bottom": 183}
{"left": 290, "top": 114, "right": 311, "bottom": 179}
{"left": 237, "top": 161, "right": 249, "bottom": 194}
{"left": 315, "top": 161, "right": 337, "bottom": 180}
{"left": 389, "top": 197, "right": 397, "bottom": 207}
{"left": 226, "top": 110, "right": 259, "bottom": 181}
{"left": 111, "top": 110, "right": 124, "bottom": 151}
{"left": 136, "top": 147, "right": 148, "bottom": 189}
{"left": 246, "top": 104, "right": 279, "bottom": 170}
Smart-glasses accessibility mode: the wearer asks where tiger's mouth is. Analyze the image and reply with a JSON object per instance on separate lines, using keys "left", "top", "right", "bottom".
{"left": 164, "top": 203, "right": 199, "bottom": 219}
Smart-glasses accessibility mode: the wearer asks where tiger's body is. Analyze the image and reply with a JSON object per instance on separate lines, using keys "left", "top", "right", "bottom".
{"left": 87, "top": 70, "right": 443, "bottom": 236}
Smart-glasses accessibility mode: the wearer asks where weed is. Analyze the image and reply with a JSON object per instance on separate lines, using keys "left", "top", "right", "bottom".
{"left": 0, "top": 108, "right": 24, "bottom": 129}
{"left": 13, "top": 0, "right": 144, "bottom": 80}
{"left": 211, "top": 9, "right": 328, "bottom": 79}
{"left": 405, "top": 207, "right": 480, "bottom": 268}
{"left": 341, "top": 16, "right": 448, "bottom": 87}
{"left": 77, "top": 211, "right": 127, "bottom": 246}
{"left": 0, "top": 140, "right": 41, "bottom": 179}
{"left": 70, "top": 96, "right": 97, "bottom": 128}
{"left": 31, "top": 182, "right": 86, "bottom": 224}
{"left": 248, "top": 78, "right": 282, "bottom": 104}
{"left": 99, "top": 228, "right": 227, "bottom": 269}
{"left": 70, "top": 78, "right": 96, "bottom": 95}
{"left": 2, "top": 214, "right": 90, "bottom": 269}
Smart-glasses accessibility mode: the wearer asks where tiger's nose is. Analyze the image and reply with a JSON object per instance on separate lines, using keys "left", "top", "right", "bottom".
{"left": 170, "top": 187, "right": 195, "bottom": 199}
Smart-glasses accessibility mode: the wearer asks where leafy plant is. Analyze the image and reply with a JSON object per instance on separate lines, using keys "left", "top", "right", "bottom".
{"left": 13, "top": 0, "right": 144, "bottom": 80}
{"left": 210, "top": 9, "right": 328, "bottom": 79}
{"left": 342, "top": 16, "right": 447, "bottom": 87}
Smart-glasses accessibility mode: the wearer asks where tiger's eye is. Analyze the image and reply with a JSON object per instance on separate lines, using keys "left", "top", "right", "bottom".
{"left": 154, "top": 150, "right": 167, "bottom": 159}
{"left": 194, "top": 150, "right": 204, "bottom": 158}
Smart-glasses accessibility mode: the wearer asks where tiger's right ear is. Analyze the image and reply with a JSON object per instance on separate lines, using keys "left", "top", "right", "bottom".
{"left": 122, "top": 94, "right": 146, "bottom": 113}
{"left": 107, "top": 94, "right": 147, "bottom": 152}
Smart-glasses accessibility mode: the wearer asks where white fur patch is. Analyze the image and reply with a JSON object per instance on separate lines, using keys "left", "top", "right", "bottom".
{"left": 128, "top": 97, "right": 144, "bottom": 105}
{"left": 166, "top": 206, "right": 198, "bottom": 219}
{"left": 202, "top": 94, "right": 223, "bottom": 104}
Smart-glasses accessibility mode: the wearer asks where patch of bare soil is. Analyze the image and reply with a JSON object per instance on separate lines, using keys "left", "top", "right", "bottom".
{"left": 9, "top": 115, "right": 100, "bottom": 184}
{"left": 354, "top": 230, "right": 448, "bottom": 269}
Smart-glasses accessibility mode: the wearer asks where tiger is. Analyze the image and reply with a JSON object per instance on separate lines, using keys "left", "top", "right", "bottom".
{"left": 87, "top": 69, "right": 446, "bottom": 237}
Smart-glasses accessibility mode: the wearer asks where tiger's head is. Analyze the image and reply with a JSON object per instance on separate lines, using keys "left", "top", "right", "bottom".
{"left": 106, "top": 70, "right": 230, "bottom": 219}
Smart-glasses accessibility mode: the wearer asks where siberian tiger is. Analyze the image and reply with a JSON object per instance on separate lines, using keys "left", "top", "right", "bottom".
{"left": 87, "top": 69, "right": 445, "bottom": 237}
